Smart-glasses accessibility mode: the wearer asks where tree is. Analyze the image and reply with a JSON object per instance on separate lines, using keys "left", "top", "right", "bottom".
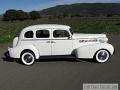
{"left": 3, "top": 9, "right": 29, "bottom": 21}
{"left": 29, "top": 11, "right": 40, "bottom": 20}
{"left": 16, "top": 10, "right": 30, "bottom": 20}
{"left": 3, "top": 9, "right": 18, "bottom": 21}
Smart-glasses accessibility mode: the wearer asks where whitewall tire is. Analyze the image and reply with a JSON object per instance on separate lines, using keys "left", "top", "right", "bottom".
{"left": 95, "top": 50, "right": 110, "bottom": 63}
{"left": 21, "top": 51, "right": 35, "bottom": 65}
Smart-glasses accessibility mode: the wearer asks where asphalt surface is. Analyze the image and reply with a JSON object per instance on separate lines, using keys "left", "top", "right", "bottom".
{"left": 0, "top": 34, "right": 120, "bottom": 90}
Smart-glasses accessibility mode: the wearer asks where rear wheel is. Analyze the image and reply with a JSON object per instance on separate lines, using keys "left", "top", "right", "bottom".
{"left": 21, "top": 51, "right": 35, "bottom": 65}
{"left": 95, "top": 50, "right": 110, "bottom": 63}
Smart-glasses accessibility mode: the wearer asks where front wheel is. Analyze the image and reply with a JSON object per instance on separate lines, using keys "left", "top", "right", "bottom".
{"left": 95, "top": 50, "right": 110, "bottom": 63}
{"left": 21, "top": 51, "right": 35, "bottom": 65}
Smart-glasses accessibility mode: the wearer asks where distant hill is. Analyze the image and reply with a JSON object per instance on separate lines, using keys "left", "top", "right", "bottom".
{"left": 40, "top": 3, "right": 120, "bottom": 17}
{"left": 2, "top": 3, "right": 120, "bottom": 21}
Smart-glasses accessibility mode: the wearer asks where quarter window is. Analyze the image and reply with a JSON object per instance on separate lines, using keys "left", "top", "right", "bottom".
{"left": 36, "top": 30, "right": 49, "bottom": 38}
{"left": 53, "top": 30, "right": 70, "bottom": 38}
{"left": 24, "top": 31, "right": 33, "bottom": 38}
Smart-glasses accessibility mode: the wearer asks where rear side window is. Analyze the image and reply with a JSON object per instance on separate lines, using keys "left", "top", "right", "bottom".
{"left": 36, "top": 30, "right": 49, "bottom": 38}
{"left": 24, "top": 31, "right": 33, "bottom": 38}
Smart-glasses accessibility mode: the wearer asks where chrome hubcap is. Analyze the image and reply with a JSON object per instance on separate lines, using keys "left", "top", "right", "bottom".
{"left": 98, "top": 51, "right": 107, "bottom": 60}
{"left": 24, "top": 54, "right": 33, "bottom": 63}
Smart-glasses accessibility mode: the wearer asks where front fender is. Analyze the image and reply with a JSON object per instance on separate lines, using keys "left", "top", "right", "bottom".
{"left": 76, "top": 43, "right": 114, "bottom": 58}
{"left": 8, "top": 45, "right": 39, "bottom": 59}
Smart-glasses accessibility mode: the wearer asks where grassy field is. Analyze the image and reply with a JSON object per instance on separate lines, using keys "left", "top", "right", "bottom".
{"left": 0, "top": 17, "right": 120, "bottom": 43}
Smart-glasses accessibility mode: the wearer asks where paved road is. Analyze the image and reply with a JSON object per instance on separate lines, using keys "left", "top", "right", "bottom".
{"left": 0, "top": 34, "right": 120, "bottom": 90}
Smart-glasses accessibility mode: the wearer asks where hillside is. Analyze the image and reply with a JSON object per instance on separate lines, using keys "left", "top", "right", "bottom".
{"left": 40, "top": 3, "right": 120, "bottom": 17}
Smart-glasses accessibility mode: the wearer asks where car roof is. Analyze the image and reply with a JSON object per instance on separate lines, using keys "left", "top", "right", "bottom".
{"left": 23, "top": 24, "right": 71, "bottom": 31}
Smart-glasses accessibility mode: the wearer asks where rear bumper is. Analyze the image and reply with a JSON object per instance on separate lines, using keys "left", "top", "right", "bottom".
{"left": 8, "top": 47, "right": 18, "bottom": 58}
{"left": 8, "top": 47, "right": 13, "bottom": 57}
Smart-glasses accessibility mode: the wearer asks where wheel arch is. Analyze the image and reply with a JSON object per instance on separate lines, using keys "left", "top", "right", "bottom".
{"left": 93, "top": 48, "right": 111, "bottom": 59}
{"left": 19, "top": 45, "right": 40, "bottom": 59}
{"left": 20, "top": 49, "right": 35, "bottom": 58}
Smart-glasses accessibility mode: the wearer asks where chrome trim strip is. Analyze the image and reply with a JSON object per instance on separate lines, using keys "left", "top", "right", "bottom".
{"left": 21, "top": 39, "right": 73, "bottom": 41}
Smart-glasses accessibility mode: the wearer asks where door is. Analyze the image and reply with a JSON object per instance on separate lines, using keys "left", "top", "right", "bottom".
{"left": 52, "top": 29, "right": 73, "bottom": 55}
{"left": 34, "top": 29, "right": 51, "bottom": 56}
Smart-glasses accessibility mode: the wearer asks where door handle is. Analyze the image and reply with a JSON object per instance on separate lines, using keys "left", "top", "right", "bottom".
{"left": 46, "top": 41, "right": 51, "bottom": 43}
{"left": 46, "top": 41, "right": 56, "bottom": 43}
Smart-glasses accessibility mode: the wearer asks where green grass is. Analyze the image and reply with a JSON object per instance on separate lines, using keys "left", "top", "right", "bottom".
{"left": 0, "top": 17, "right": 120, "bottom": 43}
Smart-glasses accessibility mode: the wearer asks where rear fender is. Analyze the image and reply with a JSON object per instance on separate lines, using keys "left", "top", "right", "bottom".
{"left": 10, "top": 45, "right": 39, "bottom": 59}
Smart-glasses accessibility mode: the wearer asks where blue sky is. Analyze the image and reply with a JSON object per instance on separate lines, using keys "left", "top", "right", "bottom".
{"left": 0, "top": 0, "right": 120, "bottom": 14}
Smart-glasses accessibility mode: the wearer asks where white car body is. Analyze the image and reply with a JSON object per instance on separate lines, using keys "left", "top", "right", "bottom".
{"left": 8, "top": 24, "right": 114, "bottom": 65}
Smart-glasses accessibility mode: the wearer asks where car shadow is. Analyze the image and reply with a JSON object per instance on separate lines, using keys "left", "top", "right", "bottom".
{"left": 36, "top": 58, "right": 77, "bottom": 62}
{"left": 2, "top": 51, "right": 24, "bottom": 65}
{"left": 2, "top": 51, "right": 14, "bottom": 62}
{"left": 77, "top": 58, "right": 98, "bottom": 63}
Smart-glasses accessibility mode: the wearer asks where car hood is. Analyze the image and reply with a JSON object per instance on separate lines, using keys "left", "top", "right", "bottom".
{"left": 72, "top": 33, "right": 107, "bottom": 39}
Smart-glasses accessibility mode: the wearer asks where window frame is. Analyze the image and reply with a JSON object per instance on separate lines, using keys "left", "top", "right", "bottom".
{"left": 35, "top": 29, "right": 51, "bottom": 39}
{"left": 24, "top": 30, "right": 34, "bottom": 39}
{"left": 52, "top": 29, "right": 70, "bottom": 39}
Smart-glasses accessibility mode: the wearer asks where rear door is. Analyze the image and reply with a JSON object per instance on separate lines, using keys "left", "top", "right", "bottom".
{"left": 34, "top": 29, "right": 52, "bottom": 56}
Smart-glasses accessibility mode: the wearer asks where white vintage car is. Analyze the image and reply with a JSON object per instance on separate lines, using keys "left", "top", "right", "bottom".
{"left": 8, "top": 24, "right": 114, "bottom": 65}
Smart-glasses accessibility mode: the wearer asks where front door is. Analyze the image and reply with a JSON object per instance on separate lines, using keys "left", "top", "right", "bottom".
{"left": 51, "top": 29, "right": 73, "bottom": 55}
{"left": 34, "top": 29, "right": 51, "bottom": 56}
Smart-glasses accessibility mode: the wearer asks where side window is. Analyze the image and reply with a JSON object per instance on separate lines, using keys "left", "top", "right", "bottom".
{"left": 24, "top": 31, "right": 33, "bottom": 38}
{"left": 53, "top": 30, "right": 70, "bottom": 38}
{"left": 36, "top": 30, "right": 49, "bottom": 38}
